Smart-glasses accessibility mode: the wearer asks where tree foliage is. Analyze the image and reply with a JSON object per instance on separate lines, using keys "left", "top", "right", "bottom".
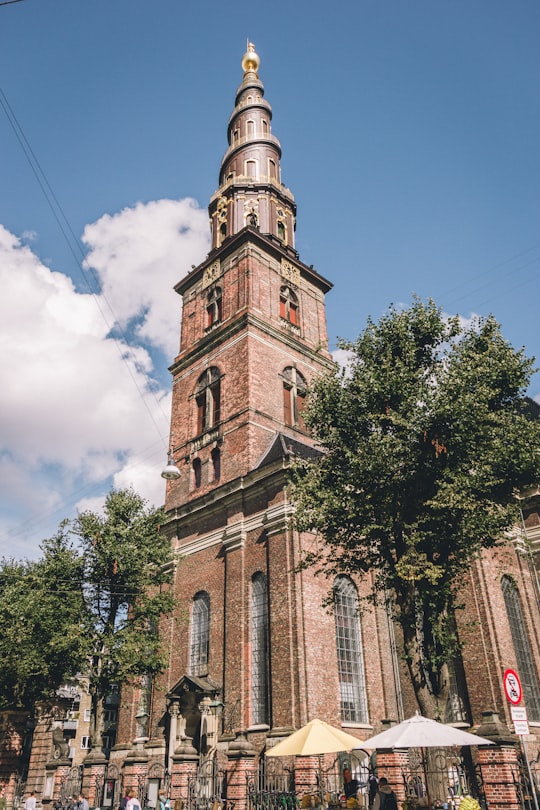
{"left": 291, "top": 298, "right": 540, "bottom": 716}
{"left": 0, "top": 488, "right": 175, "bottom": 747}
{"left": 0, "top": 533, "right": 85, "bottom": 711}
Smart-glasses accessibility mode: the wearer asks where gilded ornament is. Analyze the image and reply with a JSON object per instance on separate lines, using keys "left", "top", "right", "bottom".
{"left": 202, "top": 260, "right": 222, "bottom": 289}
{"left": 281, "top": 259, "right": 300, "bottom": 287}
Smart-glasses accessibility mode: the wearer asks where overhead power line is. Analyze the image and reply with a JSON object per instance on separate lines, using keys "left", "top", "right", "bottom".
{"left": 0, "top": 84, "right": 171, "bottom": 446}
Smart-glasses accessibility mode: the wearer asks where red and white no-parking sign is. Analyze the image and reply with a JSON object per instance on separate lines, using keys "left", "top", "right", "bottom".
{"left": 503, "top": 668, "right": 523, "bottom": 704}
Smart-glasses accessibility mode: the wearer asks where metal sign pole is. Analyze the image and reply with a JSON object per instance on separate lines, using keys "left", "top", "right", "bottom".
{"left": 522, "top": 737, "right": 540, "bottom": 810}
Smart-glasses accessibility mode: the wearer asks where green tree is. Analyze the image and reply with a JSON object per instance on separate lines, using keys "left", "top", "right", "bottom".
{"left": 0, "top": 488, "right": 175, "bottom": 753}
{"left": 70, "top": 487, "right": 174, "bottom": 752}
{"left": 291, "top": 298, "right": 540, "bottom": 718}
{"left": 0, "top": 532, "right": 85, "bottom": 711}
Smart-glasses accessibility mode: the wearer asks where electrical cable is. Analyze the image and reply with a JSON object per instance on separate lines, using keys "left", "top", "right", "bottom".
{"left": 0, "top": 84, "right": 171, "bottom": 447}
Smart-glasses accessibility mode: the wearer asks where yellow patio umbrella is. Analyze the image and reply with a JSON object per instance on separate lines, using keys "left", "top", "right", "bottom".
{"left": 265, "top": 718, "right": 368, "bottom": 803}
{"left": 265, "top": 718, "right": 367, "bottom": 757}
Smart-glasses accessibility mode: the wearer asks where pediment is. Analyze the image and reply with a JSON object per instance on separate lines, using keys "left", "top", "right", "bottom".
{"left": 166, "top": 674, "right": 221, "bottom": 701}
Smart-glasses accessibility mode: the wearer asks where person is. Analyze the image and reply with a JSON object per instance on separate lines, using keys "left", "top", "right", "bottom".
{"left": 0, "top": 787, "right": 7, "bottom": 810}
{"left": 119, "top": 791, "right": 130, "bottom": 810}
{"left": 158, "top": 793, "right": 170, "bottom": 810}
{"left": 126, "top": 792, "right": 142, "bottom": 810}
{"left": 372, "top": 778, "right": 398, "bottom": 810}
{"left": 343, "top": 768, "right": 359, "bottom": 800}
{"left": 24, "top": 793, "right": 37, "bottom": 810}
{"left": 368, "top": 775, "right": 379, "bottom": 809}
{"left": 78, "top": 795, "right": 89, "bottom": 810}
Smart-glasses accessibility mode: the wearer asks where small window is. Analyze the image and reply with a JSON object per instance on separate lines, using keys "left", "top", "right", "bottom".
{"left": 193, "top": 458, "right": 202, "bottom": 489}
{"left": 246, "top": 119, "right": 255, "bottom": 137}
{"left": 206, "top": 287, "right": 223, "bottom": 328}
{"left": 277, "top": 221, "right": 285, "bottom": 242}
{"left": 282, "top": 367, "right": 307, "bottom": 429}
{"left": 246, "top": 159, "right": 257, "bottom": 178}
{"left": 84, "top": 708, "right": 91, "bottom": 722}
{"left": 81, "top": 736, "right": 91, "bottom": 750}
{"left": 268, "top": 158, "right": 277, "bottom": 179}
{"left": 220, "top": 222, "right": 227, "bottom": 239}
{"left": 211, "top": 447, "right": 221, "bottom": 482}
{"left": 279, "top": 286, "right": 299, "bottom": 326}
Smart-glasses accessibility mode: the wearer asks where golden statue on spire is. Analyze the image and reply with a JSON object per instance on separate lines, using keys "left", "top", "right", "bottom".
{"left": 241, "top": 41, "right": 260, "bottom": 75}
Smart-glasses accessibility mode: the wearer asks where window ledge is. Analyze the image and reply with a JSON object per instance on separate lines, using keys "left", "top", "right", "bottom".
{"left": 279, "top": 318, "right": 301, "bottom": 335}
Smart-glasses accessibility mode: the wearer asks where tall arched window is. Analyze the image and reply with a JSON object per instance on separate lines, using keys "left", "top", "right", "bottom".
{"left": 334, "top": 576, "right": 368, "bottom": 723}
{"left": 251, "top": 573, "right": 269, "bottom": 725}
{"left": 190, "top": 591, "right": 210, "bottom": 677}
{"left": 196, "top": 367, "right": 221, "bottom": 434}
{"left": 279, "top": 286, "right": 298, "bottom": 325}
{"left": 502, "top": 575, "right": 540, "bottom": 721}
{"left": 206, "top": 286, "right": 222, "bottom": 328}
{"left": 282, "top": 367, "right": 307, "bottom": 429}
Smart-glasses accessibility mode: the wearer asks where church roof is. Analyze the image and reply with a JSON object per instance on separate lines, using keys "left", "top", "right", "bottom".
{"left": 256, "top": 431, "right": 322, "bottom": 469}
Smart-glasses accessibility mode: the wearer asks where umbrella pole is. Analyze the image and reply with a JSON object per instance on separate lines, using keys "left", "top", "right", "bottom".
{"left": 421, "top": 748, "right": 432, "bottom": 810}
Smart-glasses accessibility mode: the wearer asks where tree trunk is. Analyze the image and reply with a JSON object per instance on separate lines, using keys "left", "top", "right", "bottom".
{"left": 401, "top": 610, "right": 450, "bottom": 719}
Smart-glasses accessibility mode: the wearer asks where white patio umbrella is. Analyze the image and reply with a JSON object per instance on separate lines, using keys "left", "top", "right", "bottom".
{"left": 356, "top": 712, "right": 494, "bottom": 750}
{"left": 356, "top": 713, "right": 493, "bottom": 808}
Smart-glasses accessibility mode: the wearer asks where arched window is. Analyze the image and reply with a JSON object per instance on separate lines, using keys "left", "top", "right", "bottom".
{"left": 277, "top": 221, "right": 286, "bottom": 242}
{"left": 334, "top": 576, "right": 368, "bottom": 723}
{"left": 246, "top": 119, "right": 255, "bottom": 137}
{"left": 211, "top": 447, "right": 221, "bottom": 482}
{"left": 192, "top": 457, "right": 202, "bottom": 489}
{"left": 246, "top": 159, "right": 257, "bottom": 178}
{"left": 190, "top": 591, "right": 210, "bottom": 677}
{"left": 206, "top": 286, "right": 222, "bottom": 328}
{"left": 251, "top": 573, "right": 269, "bottom": 725}
{"left": 268, "top": 158, "right": 276, "bottom": 179}
{"left": 282, "top": 367, "right": 307, "bottom": 429}
{"left": 279, "top": 286, "right": 298, "bottom": 325}
{"left": 502, "top": 575, "right": 540, "bottom": 721}
{"left": 196, "top": 367, "right": 221, "bottom": 435}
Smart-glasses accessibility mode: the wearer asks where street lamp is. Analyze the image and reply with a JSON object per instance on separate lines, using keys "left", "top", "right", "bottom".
{"left": 161, "top": 449, "right": 180, "bottom": 480}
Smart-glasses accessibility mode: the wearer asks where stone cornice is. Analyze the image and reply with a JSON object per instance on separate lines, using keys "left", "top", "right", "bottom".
{"left": 174, "top": 228, "right": 332, "bottom": 297}
{"left": 163, "top": 466, "right": 295, "bottom": 557}
{"left": 169, "top": 309, "right": 334, "bottom": 377}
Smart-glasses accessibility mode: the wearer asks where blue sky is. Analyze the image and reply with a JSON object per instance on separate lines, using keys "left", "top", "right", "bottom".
{"left": 1, "top": 0, "right": 539, "bottom": 559}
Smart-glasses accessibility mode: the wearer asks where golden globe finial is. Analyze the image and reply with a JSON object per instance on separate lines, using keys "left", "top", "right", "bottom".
{"left": 241, "top": 41, "right": 260, "bottom": 75}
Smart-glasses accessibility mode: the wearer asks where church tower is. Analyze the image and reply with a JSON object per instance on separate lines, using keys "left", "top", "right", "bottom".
{"left": 165, "top": 44, "right": 334, "bottom": 508}
{"left": 147, "top": 44, "right": 390, "bottom": 755}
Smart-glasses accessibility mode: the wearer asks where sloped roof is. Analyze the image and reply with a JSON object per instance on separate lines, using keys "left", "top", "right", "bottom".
{"left": 256, "top": 432, "right": 322, "bottom": 469}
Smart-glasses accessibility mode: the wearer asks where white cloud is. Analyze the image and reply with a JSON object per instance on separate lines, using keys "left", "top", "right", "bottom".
{"left": 332, "top": 348, "right": 355, "bottom": 376}
{"left": 0, "top": 198, "right": 211, "bottom": 560}
{"left": 82, "top": 198, "right": 209, "bottom": 357}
